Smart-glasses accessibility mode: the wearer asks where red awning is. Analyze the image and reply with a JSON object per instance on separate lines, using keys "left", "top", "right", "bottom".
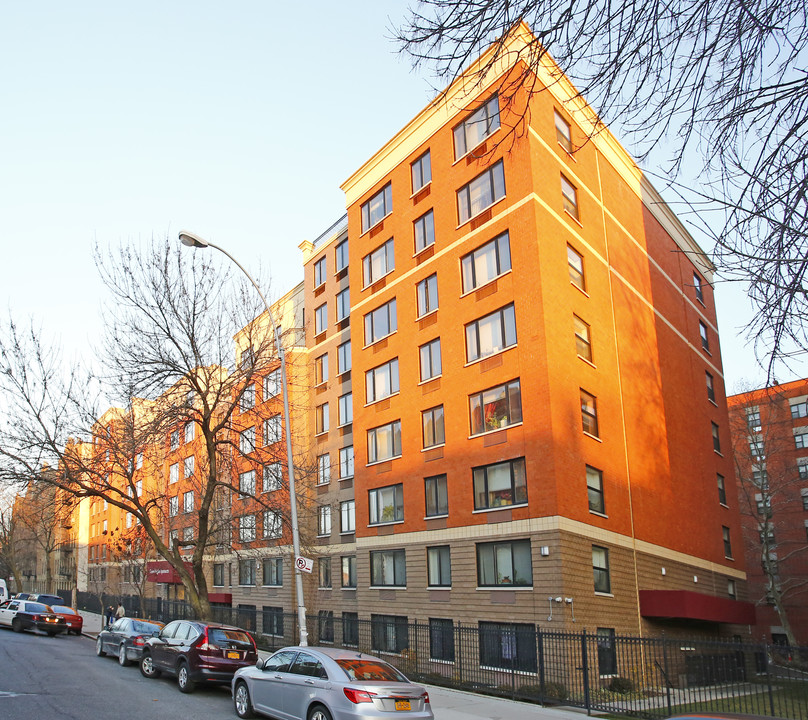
{"left": 145, "top": 560, "right": 192, "bottom": 585}
{"left": 208, "top": 593, "right": 232, "bottom": 604}
{"left": 639, "top": 590, "right": 756, "bottom": 625}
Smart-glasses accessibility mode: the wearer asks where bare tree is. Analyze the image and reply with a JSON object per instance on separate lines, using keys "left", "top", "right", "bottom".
{"left": 395, "top": 5, "right": 808, "bottom": 374}
{"left": 0, "top": 499, "right": 24, "bottom": 593}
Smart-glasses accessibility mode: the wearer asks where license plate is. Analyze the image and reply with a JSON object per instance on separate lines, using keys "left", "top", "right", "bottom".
{"left": 226, "top": 651, "right": 240, "bottom": 659}
{"left": 395, "top": 700, "right": 411, "bottom": 711}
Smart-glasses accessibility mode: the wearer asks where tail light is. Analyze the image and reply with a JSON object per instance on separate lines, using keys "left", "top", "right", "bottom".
{"left": 132, "top": 635, "right": 145, "bottom": 647}
{"left": 343, "top": 687, "right": 376, "bottom": 704}
{"left": 423, "top": 691, "right": 430, "bottom": 705}
{"left": 31, "top": 615, "right": 40, "bottom": 621}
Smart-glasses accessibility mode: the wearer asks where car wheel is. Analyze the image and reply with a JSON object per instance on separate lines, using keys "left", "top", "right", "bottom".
{"left": 140, "top": 653, "right": 161, "bottom": 678}
{"left": 96, "top": 637, "right": 106, "bottom": 656}
{"left": 118, "top": 643, "right": 129, "bottom": 666}
{"left": 234, "top": 681, "right": 255, "bottom": 719}
{"left": 308, "top": 705, "right": 333, "bottom": 720}
{"left": 11, "top": 618, "right": 22, "bottom": 633}
{"left": 177, "top": 661, "right": 195, "bottom": 693}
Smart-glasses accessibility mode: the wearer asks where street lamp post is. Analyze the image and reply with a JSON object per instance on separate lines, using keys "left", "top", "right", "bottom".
{"left": 178, "top": 230, "right": 308, "bottom": 646}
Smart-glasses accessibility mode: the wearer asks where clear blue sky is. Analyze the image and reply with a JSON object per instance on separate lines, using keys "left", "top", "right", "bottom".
{"left": 0, "top": 1, "right": 799, "bottom": 392}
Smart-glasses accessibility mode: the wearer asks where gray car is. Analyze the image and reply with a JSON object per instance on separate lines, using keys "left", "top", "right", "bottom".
{"left": 96, "top": 617, "right": 164, "bottom": 666}
{"left": 231, "top": 646, "right": 433, "bottom": 720}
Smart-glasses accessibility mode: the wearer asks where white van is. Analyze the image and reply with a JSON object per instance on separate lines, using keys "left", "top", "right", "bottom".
{"left": 0, "top": 579, "right": 8, "bottom": 604}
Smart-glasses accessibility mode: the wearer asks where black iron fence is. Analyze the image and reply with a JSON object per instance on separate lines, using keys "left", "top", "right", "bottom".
{"left": 76, "top": 593, "right": 808, "bottom": 720}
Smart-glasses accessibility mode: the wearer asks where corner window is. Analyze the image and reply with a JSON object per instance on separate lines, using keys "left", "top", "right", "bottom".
{"left": 587, "top": 465, "right": 605, "bottom": 514}
{"left": 314, "top": 256, "right": 326, "bottom": 288}
{"left": 367, "top": 420, "right": 402, "bottom": 464}
{"left": 412, "top": 150, "right": 432, "bottom": 193}
{"left": 465, "top": 303, "right": 517, "bottom": 362}
{"left": 453, "top": 94, "right": 500, "bottom": 159}
{"left": 425, "top": 474, "right": 448, "bottom": 517}
{"left": 461, "top": 231, "right": 511, "bottom": 293}
{"left": 469, "top": 379, "right": 522, "bottom": 435}
{"left": 335, "top": 239, "right": 349, "bottom": 273}
{"left": 592, "top": 545, "right": 610, "bottom": 593}
{"left": 554, "top": 110, "right": 572, "bottom": 152}
{"left": 419, "top": 338, "right": 442, "bottom": 382}
{"left": 414, "top": 209, "right": 435, "bottom": 253}
{"left": 361, "top": 182, "right": 393, "bottom": 234}
{"left": 364, "top": 298, "right": 397, "bottom": 346}
{"left": 477, "top": 539, "right": 532, "bottom": 587}
{"left": 416, "top": 273, "right": 439, "bottom": 317}
{"left": 366, "top": 358, "right": 399, "bottom": 404}
{"left": 369, "top": 483, "right": 404, "bottom": 524}
{"left": 370, "top": 549, "right": 406, "bottom": 587}
{"left": 427, "top": 546, "right": 451, "bottom": 587}
{"left": 457, "top": 160, "right": 506, "bottom": 224}
{"left": 473, "top": 458, "right": 527, "bottom": 510}
{"left": 561, "top": 175, "right": 579, "bottom": 220}
{"left": 363, "top": 238, "right": 395, "bottom": 287}
{"left": 581, "top": 390, "right": 599, "bottom": 438}
{"left": 422, "top": 405, "right": 445, "bottom": 448}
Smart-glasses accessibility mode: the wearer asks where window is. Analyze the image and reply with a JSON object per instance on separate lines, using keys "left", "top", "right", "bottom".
{"left": 263, "top": 463, "right": 282, "bottom": 492}
{"left": 756, "top": 494, "right": 772, "bottom": 517}
{"left": 340, "top": 500, "right": 355, "bottom": 533}
{"left": 336, "top": 288, "right": 350, "bottom": 322}
{"left": 554, "top": 110, "right": 572, "bottom": 152}
{"left": 593, "top": 545, "right": 611, "bottom": 593}
{"left": 796, "top": 431, "right": 808, "bottom": 449}
{"left": 341, "top": 612, "right": 359, "bottom": 646}
{"left": 264, "top": 415, "right": 281, "bottom": 445}
{"left": 338, "top": 393, "right": 353, "bottom": 426}
{"left": 581, "top": 390, "right": 599, "bottom": 437}
{"left": 363, "top": 238, "right": 395, "bottom": 287}
{"left": 597, "top": 628, "right": 617, "bottom": 676}
{"left": 335, "top": 238, "right": 349, "bottom": 273}
{"left": 213, "top": 563, "right": 224, "bottom": 587}
{"left": 371, "top": 614, "right": 409, "bottom": 654}
{"left": 461, "top": 232, "right": 511, "bottom": 293}
{"left": 317, "top": 611, "right": 334, "bottom": 642}
{"left": 263, "top": 511, "right": 282, "bottom": 539}
{"left": 239, "top": 559, "right": 256, "bottom": 586}
{"left": 169, "top": 462, "right": 179, "bottom": 484}
{"left": 722, "top": 526, "right": 733, "bottom": 558}
{"left": 367, "top": 420, "right": 402, "bottom": 464}
{"left": 241, "top": 383, "right": 255, "bottom": 411}
{"left": 364, "top": 298, "right": 397, "bottom": 345}
{"left": 749, "top": 436, "right": 765, "bottom": 458}
{"left": 169, "top": 496, "right": 178, "bottom": 517}
{"left": 264, "top": 369, "right": 281, "bottom": 399}
{"left": 315, "top": 403, "right": 329, "bottom": 435}
{"left": 587, "top": 465, "right": 605, "bottom": 514}
{"left": 465, "top": 303, "right": 517, "bottom": 362}
{"left": 361, "top": 182, "right": 392, "bottom": 233}
{"left": 136, "top": 451, "right": 144, "bottom": 468}
{"left": 479, "top": 621, "right": 537, "bottom": 672}
{"left": 717, "top": 474, "right": 727, "bottom": 505}
{"left": 318, "top": 558, "right": 332, "bottom": 589}
{"left": 183, "top": 455, "right": 194, "bottom": 478}
{"left": 339, "top": 446, "right": 354, "bottom": 479}
{"left": 337, "top": 341, "right": 351, "bottom": 374}
{"left": 427, "top": 546, "right": 451, "bottom": 587}
{"left": 454, "top": 94, "right": 500, "bottom": 158}
{"left": 414, "top": 209, "right": 435, "bottom": 253}
{"left": 240, "top": 426, "right": 255, "bottom": 454}
{"left": 457, "top": 160, "right": 506, "bottom": 224}
{"left": 567, "top": 245, "right": 586, "bottom": 290}
{"left": 342, "top": 556, "right": 357, "bottom": 589}
{"left": 183, "top": 526, "right": 194, "bottom": 543}
{"left": 574, "top": 315, "right": 593, "bottom": 362}
{"left": 799, "top": 464, "right": 808, "bottom": 480}
{"left": 366, "top": 358, "right": 399, "bottom": 404}
{"left": 803, "top": 490, "right": 808, "bottom": 510}
{"left": 469, "top": 379, "right": 522, "bottom": 435}
{"left": 317, "top": 506, "right": 332, "bottom": 536}
{"left": 263, "top": 606, "right": 284, "bottom": 636}
{"left": 411, "top": 150, "right": 431, "bottom": 193}
{"left": 183, "top": 490, "right": 194, "bottom": 514}
{"left": 370, "top": 549, "right": 406, "bottom": 587}
{"left": 239, "top": 515, "right": 256, "bottom": 543}
{"left": 422, "top": 405, "right": 445, "bottom": 448}
{"left": 712, "top": 422, "right": 721, "bottom": 453}
{"left": 314, "top": 353, "right": 328, "bottom": 386}
{"left": 426, "top": 618, "right": 455, "bottom": 662}
{"left": 706, "top": 372, "right": 716, "bottom": 402}
{"left": 473, "top": 458, "right": 527, "bottom": 510}
{"left": 416, "top": 273, "right": 439, "bottom": 317}
{"left": 317, "top": 454, "right": 330, "bottom": 485}
{"left": 699, "top": 321, "right": 710, "bottom": 352}
{"left": 425, "top": 474, "right": 448, "bottom": 517}
{"left": 561, "top": 175, "right": 579, "bottom": 220}
{"left": 693, "top": 272, "right": 704, "bottom": 303}
{"left": 791, "top": 400, "right": 808, "bottom": 419}
{"left": 419, "top": 338, "right": 442, "bottom": 381}
{"left": 727, "top": 579, "right": 736, "bottom": 599}
{"left": 136, "top": 479, "right": 142, "bottom": 497}
{"left": 314, "top": 256, "right": 326, "bottom": 288}
{"left": 184, "top": 423, "right": 194, "bottom": 444}
{"left": 369, "top": 483, "right": 404, "bottom": 524}
{"left": 477, "top": 539, "right": 532, "bottom": 587}
{"left": 263, "top": 558, "right": 282, "bottom": 586}
{"left": 314, "top": 303, "right": 327, "bottom": 336}
{"left": 170, "top": 430, "right": 179, "bottom": 450}
{"left": 747, "top": 407, "right": 762, "bottom": 432}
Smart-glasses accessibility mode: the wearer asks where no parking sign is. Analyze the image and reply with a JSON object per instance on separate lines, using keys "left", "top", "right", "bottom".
{"left": 295, "top": 556, "right": 313, "bottom": 573}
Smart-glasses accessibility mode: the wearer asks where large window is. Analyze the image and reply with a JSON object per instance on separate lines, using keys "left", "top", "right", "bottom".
{"left": 419, "top": 338, "right": 442, "bottom": 381}
{"left": 371, "top": 614, "right": 409, "bottom": 654}
{"left": 416, "top": 273, "right": 439, "bottom": 317}
{"left": 414, "top": 209, "right": 435, "bottom": 253}
{"left": 363, "top": 238, "right": 395, "bottom": 287}
{"left": 554, "top": 110, "right": 572, "bottom": 152}
{"left": 361, "top": 183, "right": 393, "bottom": 233}
{"left": 411, "top": 150, "right": 432, "bottom": 193}
{"left": 264, "top": 415, "right": 281, "bottom": 445}
{"left": 593, "top": 545, "right": 611, "bottom": 593}
{"left": 264, "top": 463, "right": 282, "bottom": 492}
{"left": 791, "top": 400, "right": 808, "bottom": 419}
{"left": 561, "top": 175, "right": 579, "bottom": 220}
{"left": 454, "top": 94, "right": 500, "bottom": 158}
{"left": 342, "top": 556, "right": 357, "bottom": 589}
{"left": 469, "top": 379, "right": 522, "bottom": 435}
{"left": 367, "top": 420, "right": 402, "bottom": 463}
{"left": 369, "top": 483, "right": 404, "bottom": 524}
{"left": 465, "top": 304, "right": 517, "bottom": 362}
{"left": 457, "top": 160, "right": 506, "bottom": 224}
{"left": 473, "top": 458, "right": 527, "bottom": 510}
{"left": 262, "top": 606, "right": 284, "bottom": 636}
{"left": 337, "top": 340, "right": 352, "bottom": 374}
{"left": 364, "top": 299, "right": 397, "bottom": 345}
{"left": 339, "top": 446, "right": 354, "bottom": 479}
{"left": 239, "top": 559, "right": 256, "bottom": 586}
{"left": 587, "top": 465, "right": 605, "bottom": 514}
{"left": 318, "top": 558, "right": 331, "bottom": 589}
{"left": 479, "top": 622, "right": 537, "bottom": 672}
{"left": 422, "top": 405, "right": 445, "bottom": 448}
{"left": 371, "top": 549, "right": 407, "bottom": 588}
{"left": 425, "top": 474, "right": 448, "bottom": 517}
{"left": 581, "top": 390, "right": 599, "bottom": 437}
{"left": 315, "top": 303, "right": 327, "bottom": 336}
{"left": 429, "top": 618, "right": 455, "bottom": 662}
{"left": 315, "top": 403, "right": 329, "bottom": 435}
{"left": 338, "top": 392, "right": 353, "bottom": 426}
{"left": 263, "top": 511, "right": 282, "bottom": 539}
{"left": 315, "top": 353, "right": 328, "bottom": 386}
{"left": 427, "top": 546, "right": 451, "bottom": 587}
{"left": 239, "top": 515, "right": 256, "bottom": 543}
{"left": 335, "top": 238, "right": 349, "bottom": 273}
{"left": 366, "top": 358, "right": 399, "bottom": 404}
{"left": 461, "top": 232, "right": 511, "bottom": 292}
{"left": 263, "top": 558, "right": 282, "bottom": 586}
{"left": 336, "top": 288, "right": 350, "bottom": 322}
{"left": 340, "top": 500, "right": 355, "bottom": 534}
{"left": 477, "top": 539, "right": 532, "bottom": 587}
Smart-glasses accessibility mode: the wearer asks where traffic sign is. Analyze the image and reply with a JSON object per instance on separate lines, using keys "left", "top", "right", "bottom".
{"left": 295, "top": 556, "right": 313, "bottom": 573}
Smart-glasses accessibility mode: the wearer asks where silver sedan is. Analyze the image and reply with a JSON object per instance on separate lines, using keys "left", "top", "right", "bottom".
{"left": 232, "top": 646, "right": 433, "bottom": 720}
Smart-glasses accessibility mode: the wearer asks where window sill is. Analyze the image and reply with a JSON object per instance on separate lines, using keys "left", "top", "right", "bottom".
{"left": 456, "top": 195, "right": 506, "bottom": 230}
{"left": 315, "top": 431, "right": 329, "bottom": 438}
{"left": 314, "top": 282, "right": 326, "bottom": 292}
{"left": 418, "top": 374, "right": 442, "bottom": 386}
{"left": 557, "top": 141, "right": 577, "bottom": 161}
{"left": 363, "top": 332, "right": 397, "bottom": 350}
{"left": 719, "top": 502, "right": 729, "bottom": 509}
{"left": 714, "top": 450, "right": 724, "bottom": 457}
{"left": 570, "top": 282, "right": 590, "bottom": 297}
{"left": 594, "top": 591, "right": 614, "bottom": 598}
{"left": 410, "top": 180, "right": 432, "bottom": 199}
{"left": 361, "top": 268, "right": 395, "bottom": 292}
{"left": 316, "top": 534, "right": 330, "bottom": 539}
{"left": 724, "top": 556, "right": 735, "bottom": 561}
{"left": 337, "top": 422, "right": 352, "bottom": 430}
{"left": 339, "top": 475, "right": 354, "bottom": 482}
{"left": 427, "top": 585, "right": 451, "bottom": 591}
{"left": 366, "top": 455, "right": 402, "bottom": 467}
{"left": 464, "top": 344, "right": 516, "bottom": 368}
{"left": 476, "top": 585, "right": 534, "bottom": 591}
{"left": 365, "top": 391, "right": 400, "bottom": 408}
{"left": 342, "top": 586, "right": 357, "bottom": 591}
{"left": 452, "top": 129, "right": 501, "bottom": 165}
{"left": 359, "top": 211, "right": 393, "bottom": 239}
{"left": 589, "top": 510, "right": 608, "bottom": 519}
{"left": 368, "top": 520, "right": 404, "bottom": 528}
{"left": 460, "top": 269, "right": 512, "bottom": 299}
{"left": 316, "top": 481, "right": 330, "bottom": 487}
{"left": 564, "top": 209, "right": 583, "bottom": 227}
{"left": 340, "top": 530, "right": 355, "bottom": 536}
{"left": 708, "top": 398, "right": 718, "bottom": 407}
{"left": 424, "top": 514, "right": 449, "bottom": 520}
{"left": 413, "top": 242, "right": 436, "bottom": 258}
{"left": 583, "top": 431, "right": 602, "bottom": 442}
{"left": 578, "top": 355, "right": 596, "bottom": 368}
{"left": 369, "top": 585, "right": 406, "bottom": 591}
{"left": 416, "top": 309, "right": 439, "bottom": 322}
{"left": 422, "top": 443, "right": 446, "bottom": 452}
{"left": 473, "top": 503, "right": 528, "bottom": 514}
{"left": 470, "top": 421, "right": 522, "bottom": 439}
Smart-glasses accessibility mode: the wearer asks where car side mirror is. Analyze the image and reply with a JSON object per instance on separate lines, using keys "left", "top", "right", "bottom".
{"left": 256, "top": 658, "right": 266, "bottom": 670}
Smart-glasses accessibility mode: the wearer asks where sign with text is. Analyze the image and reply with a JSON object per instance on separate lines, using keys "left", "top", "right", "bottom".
{"left": 295, "top": 556, "right": 313, "bottom": 573}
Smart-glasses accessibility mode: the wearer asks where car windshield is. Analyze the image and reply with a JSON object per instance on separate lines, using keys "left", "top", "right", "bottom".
{"left": 51, "top": 606, "right": 75, "bottom": 614}
{"left": 208, "top": 628, "right": 252, "bottom": 648}
{"left": 335, "top": 659, "right": 408, "bottom": 682}
{"left": 26, "top": 603, "right": 49, "bottom": 613}
{"left": 132, "top": 621, "right": 162, "bottom": 633}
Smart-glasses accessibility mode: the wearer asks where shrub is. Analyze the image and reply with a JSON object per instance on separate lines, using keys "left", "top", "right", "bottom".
{"left": 608, "top": 676, "right": 635, "bottom": 694}
{"left": 543, "top": 681, "right": 569, "bottom": 701}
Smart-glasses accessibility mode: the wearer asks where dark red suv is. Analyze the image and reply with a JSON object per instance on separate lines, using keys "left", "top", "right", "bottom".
{"left": 139, "top": 619, "right": 257, "bottom": 693}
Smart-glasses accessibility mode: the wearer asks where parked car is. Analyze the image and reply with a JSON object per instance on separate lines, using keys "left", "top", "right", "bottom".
{"left": 12, "top": 592, "right": 34, "bottom": 600}
{"left": 96, "top": 617, "right": 164, "bottom": 666}
{"left": 139, "top": 619, "right": 257, "bottom": 693}
{"left": 30, "top": 593, "right": 65, "bottom": 607}
{"left": 231, "top": 646, "right": 433, "bottom": 720}
{"left": 0, "top": 599, "right": 67, "bottom": 636}
{"left": 50, "top": 605, "right": 83, "bottom": 635}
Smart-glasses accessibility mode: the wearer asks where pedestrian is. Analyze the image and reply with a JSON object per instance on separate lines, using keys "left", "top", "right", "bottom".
{"left": 106, "top": 605, "right": 114, "bottom": 627}
{"left": 115, "top": 602, "right": 125, "bottom": 620}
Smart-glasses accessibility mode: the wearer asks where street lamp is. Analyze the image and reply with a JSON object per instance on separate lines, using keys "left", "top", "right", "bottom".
{"left": 179, "top": 230, "right": 308, "bottom": 646}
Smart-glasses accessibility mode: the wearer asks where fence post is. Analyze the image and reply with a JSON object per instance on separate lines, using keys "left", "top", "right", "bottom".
{"left": 764, "top": 643, "right": 775, "bottom": 717}
{"left": 662, "top": 635, "right": 672, "bottom": 717}
{"left": 581, "top": 629, "right": 591, "bottom": 715}
{"left": 456, "top": 624, "right": 463, "bottom": 686}
{"left": 538, "top": 627, "right": 546, "bottom": 702}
